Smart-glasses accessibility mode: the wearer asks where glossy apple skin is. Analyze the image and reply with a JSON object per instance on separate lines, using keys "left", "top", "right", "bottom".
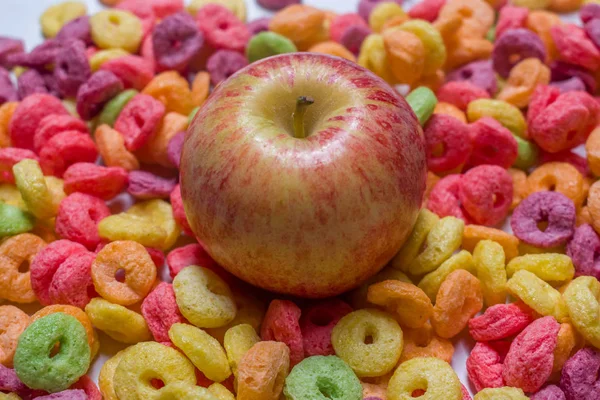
{"left": 181, "top": 53, "right": 426, "bottom": 298}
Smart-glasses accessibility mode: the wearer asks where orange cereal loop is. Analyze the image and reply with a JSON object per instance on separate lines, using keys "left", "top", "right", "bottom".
{"left": 508, "top": 168, "right": 528, "bottom": 211}
{"left": 552, "top": 323, "right": 578, "bottom": 374}
{"left": 308, "top": 41, "right": 356, "bottom": 62}
{"left": 399, "top": 321, "right": 454, "bottom": 364}
{"left": 423, "top": 171, "right": 440, "bottom": 208}
{"left": 578, "top": 206, "right": 593, "bottom": 227}
{"left": 496, "top": 58, "right": 550, "bottom": 109}
{"left": 0, "top": 305, "right": 29, "bottom": 367}
{"left": 433, "top": 102, "right": 467, "bottom": 123}
{"left": 381, "top": 14, "right": 410, "bottom": 32}
{"left": 382, "top": 29, "right": 425, "bottom": 85}
{"left": 31, "top": 305, "right": 99, "bottom": 359}
{"left": 527, "top": 162, "right": 585, "bottom": 208}
{"left": 587, "top": 180, "right": 600, "bottom": 235}
{"left": 367, "top": 280, "right": 433, "bottom": 329}
{"left": 438, "top": 0, "right": 495, "bottom": 39}
{"left": 586, "top": 126, "right": 600, "bottom": 177}
{"left": 269, "top": 5, "right": 328, "bottom": 51}
{"left": 100, "top": 0, "right": 123, "bottom": 5}
{"left": 0, "top": 233, "right": 46, "bottom": 304}
{"left": 95, "top": 124, "right": 139, "bottom": 171}
{"left": 135, "top": 112, "right": 188, "bottom": 167}
{"left": 444, "top": 36, "right": 494, "bottom": 70}
{"left": 142, "top": 71, "right": 196, "bottom": 115}
{"left": 191, "top": 71, "right": 211, "bottom": 108}
{"left": 413, "top": 69, "right": 446, "bottom": 92}
{"left": 237, "top": 341, "right": 290, "bottom": 400}
{"left": 91, "top": 240, "right": 157, "bottom": 306}
{"left": 463, "top": 224, "right": 520, "bottom": 260}
{"left": 0, "top": 102, "right": 17, "bottom": 148}
{"left": 549, "top": 0, "right": 583, "bottom": 13}
{"left": 361, "top": 382, "right": 387, "bottom": 399}
{"left": 526, "top": 11, "right": 561, "bottom": 63}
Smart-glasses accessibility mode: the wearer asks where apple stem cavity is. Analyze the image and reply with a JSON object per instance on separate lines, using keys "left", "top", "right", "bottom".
{"left": 292, "top": 96, "right": 314, "bottom": 139}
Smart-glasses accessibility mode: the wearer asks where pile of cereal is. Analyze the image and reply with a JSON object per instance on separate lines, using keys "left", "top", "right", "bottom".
{"left": 0, "top": 0, "right": 600, "bottom": 398}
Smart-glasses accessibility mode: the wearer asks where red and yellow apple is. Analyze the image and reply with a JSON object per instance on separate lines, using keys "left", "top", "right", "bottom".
{"left": 181, "top": 53, "right": 426, "bottom": 298}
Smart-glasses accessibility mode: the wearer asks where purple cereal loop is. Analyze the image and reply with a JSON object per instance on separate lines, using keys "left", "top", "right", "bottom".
{"left": 510, "top": 191, "right": 576, "bottom": 248}
{"left": 358, "top": 0, "right": 403, "bottom": 20}
{"left": 257, "top": 0, "right": 301, "bottom": 11}
{"left": 54, "top": 39, "right": 91, "bottom": 98}
{"left": 550, "top": 61, "right": 597, "bottom": 94}
{"left": 585, "top": 19, "right": 600, "bottom": 51}
{"left": 247, "top": 17, "right": 271, "bottom": 35}
{"left": 566, "top": 224, "right": 600, "bottom": 279}
{"left": 0, "top": 67, "right": 17, "bottom": 104}
{"left": 36, "top": 389, "right": 87, "bottom": 400}
{"left": 17, "top": 69, "right": 48, "bottom": 99}
{"left": 76, "top": 70, "right": 124, "bottom": 120}
{"left": 340, "top": 24, "right": 372, "bottom": 55}
{"left": 0, "top": 36, "right": 24, "bottom": 69}
{"left": 446, "top": 60, "right": 498, "bottom": 96}
{"left": 167, "top": 131, "right": 185, "bottom": 169}
{"left": 530, "top": 385, "right": 566, "bottom": 400}
{"left": 0, "top": 364, "right": 28, "bottom": 393}
{"left": 206, "top": 50, "right": 248, "bottom": 86}
{"left": 127, "top": 170, "right": 177, "bottom": 199}
{"left": 7, "top": 39, "right": 63, "bottom": 70}
{"left": 550, "top": 77, "right": 587, "bottom": 93}
{"left": 581, "top": 3, "right": 600, "bottom": 24}
{"left": 492, "top": 28, "right": 546, "bottom": 78}
{"left": 153, "top": 12, "right": 204, "bottom": 73}
{"left": 560, "top": 348, "right": 600, "bottom": 400}
{"left": 56, "top": 16, "right": 92, "bottom": 46}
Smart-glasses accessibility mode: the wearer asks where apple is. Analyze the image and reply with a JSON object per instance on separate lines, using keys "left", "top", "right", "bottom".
{"left": 180, "top": 53, "right": 426, "bottom": 298}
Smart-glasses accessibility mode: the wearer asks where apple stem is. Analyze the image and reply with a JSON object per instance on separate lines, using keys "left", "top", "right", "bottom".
{"left": 293, "top": 96, "right": 314, "bottom": 139}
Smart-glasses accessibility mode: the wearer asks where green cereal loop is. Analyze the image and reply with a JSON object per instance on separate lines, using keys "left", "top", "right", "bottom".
{"left": 96, "top": 89, "right": 138, "bottom": 128}
{"left": 283, "top": 356, "right": 362, "bottom": 400}
{"left": 0, "top": 202, "right": 34, "bottom": 237}
{"left": 406, "top": 87, "right": 437, "bottom": 126}
{"left": 246, "top": 32, "right": 298, "bottom": 63}
{"left": 188, "top": 106, "right": 200, "bottom": 125}
{"left": 513, "top": 135, "right": 539, "bottom": 170}
{"left": 14, "top": 313, "right": 91, "bottom": 393}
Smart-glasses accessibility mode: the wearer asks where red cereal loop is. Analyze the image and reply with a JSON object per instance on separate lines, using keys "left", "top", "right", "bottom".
{"left": 70, "top": 375, "right": 102, "bottom": 400}
{"left": 63, "top": 162, "right": 129, "bottom": 200}
{"left": 9, "top": 93, "right": 68, "bottom": 151}
{"left": 496, "top": 6, "right": 529, "bottom": 39}
{"left": 141, "top": 282, "right": 187, "bottom": 343}
{"left": 427, "top": 174, "right": 471, "bottom": 222}
{"left": 503, "top": 316, "right": 561, "bottom": 392}
{"left": 99, "top": 55, "right": 154, "bottom": 91}
{"left": 170, "top": 184, "right": 193, "bottom": 236}
{"left": 329, "top": 13, "right": 367, "bottom": 43}
{"left": 30, "top": 239, "right": 90, "bottom": 306}
{"left": 551, "top": 24, "right": 600, "bottom": 71}
{"left": 468, "top": 117, "right": 519, "bottom": 169}
{"left": 196, "top": 4, "right": 250, "bottom": 52}
{"left": 116, "top": 0, "right": 156, "bottom": 37}
{"left": 458, "top": 165, "right": 513, "bottom": 226}
{"left": 33, "top": 114, "right": 88, "bottom": 154}
{"left": 468, "top": 302, "right": 535, "bottom": 342}
{"left": 300, "top": 299, "right": 353, "bottom": 357}
{"left": 424, "top": 114, "right": 472, "bottom": 174}
{"left": 145, "top": 247, "right": 165, "bottom": 268}
{"left": 436, "top": 81, "right": 491, "bottom": 111}
{"left": 114, "top": 94, "right": 166, "bottom": 151}
{"left": 408, "top": 0, "right": 446, "bottom": 21}
{"left": 467, "top": 341, "right": 510, "bottom": 392}
{"left": 166, "top": 243, "right": 220, "bottom": 280}
{"left": 39, "top": 131, "right": 98, "bottom": 177}
{"left": 149, "top": 0, "right": 184, "bottom": 18}
{"left": 0, "top": 148, "right": 38, "bottom": 183}
{"left": 48, "top": 250, "right": 97, "bottom": 308}
{"left": 55, "top": 192, "right": 111, "bottom": 250}
{"left": 261, "top": 299, "right": 304, "bottom": 367}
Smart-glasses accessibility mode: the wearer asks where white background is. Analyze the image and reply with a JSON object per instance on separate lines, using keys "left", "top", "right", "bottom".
{"left": 0, "top": 0, "right": 580, "bottom": 397}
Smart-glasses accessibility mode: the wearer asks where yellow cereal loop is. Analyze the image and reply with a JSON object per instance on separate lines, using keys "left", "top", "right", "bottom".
{"left": 418, "top": 250, "right": 475, "bottom": 302}
{"left": 564, "top": 276, "right": 600, "bottom": 348}
{"left": 507, "top": 270, "right": 569, "bottom": 322}
{"left": 408, "top": 216, "right": 464, "bottom": 276}
{"left": 173, "top": 265, "right": 237, "bottom": 328}
{"left": 114, "top": 342, "right": 197, "bottom": 400}
{"left": 205, "top": 290, "right": 265, "bottom": 343}
{"left": 506, "top": 254, "right": 574, "bottom": 283}
{"left": 90, "top": 49, "right": 130, "bottom": 72}
{"left": 331, "top": 309, "right": 403, "bottom": 378}
{"left": 350, "top": 265, "right": 412, "bottom": 309}
{"left": 98, "top": 199, "right": 180, "bottom": 250}
{"left": 168, "top": 323, "right": 232, "bottom": 382}
{"left": 98, "top": 349, "right": 129, "bottom": 400}
{"left": 358, "top": 34, "right": 396, "bottom": 84}
{"left": 154, "top": 382, "right": 219, "bottom": 400}
{"left": 0, "top": 184, "right": 26, "bottom": 210}
{"left": 187, "top": 0, "right": 247, "bottom": 22}
{"left": 467, "top": 99, "right": 528, "bottom": 138}
{"left": 44, "top": 176, "right": 66, "bottom": 205}
{"left": 397, "top": 20, "right": 447, "bottom": 75}
{"left": 90, "top": 10, "right": 143, "bottom": 53}
{"left": 387, "top": 357, "right": 462, "bottom": 400}
{"left": 473, "top": 387, "right": 529, "bottom": 400}
{"left": 473, "top": 240, "right": 508, "bottom": 307}
{"left": 13, "top": 159, "right": 59, "bottom": 220}
{"left": 369, "top": 2, "right": 407, "bottom": 33}
{"left": 0, "top": 394, "right": 22, "bottom": 399}
{"left": 391, "top": 209, "right": 439, "bottom": 272}
{"left": 40, "top": 1, "right": 87, "bottom": 38}
{"left": 208, "top": 383, "right": 235, "bottom": 400}
{"left": 85, "top": 298, "right": 151, "bottom": 343}
{"left": 223, "top": 323, "right": 260, "bottom": 379}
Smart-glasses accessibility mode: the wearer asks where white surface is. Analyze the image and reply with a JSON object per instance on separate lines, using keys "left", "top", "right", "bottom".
{"left": 0, "top": 0, "right": 578, "bottom": 398}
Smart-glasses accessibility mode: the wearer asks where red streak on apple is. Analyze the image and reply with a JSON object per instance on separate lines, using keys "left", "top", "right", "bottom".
{"left": 181, "top": 53, "right": 426, "bottom": 298}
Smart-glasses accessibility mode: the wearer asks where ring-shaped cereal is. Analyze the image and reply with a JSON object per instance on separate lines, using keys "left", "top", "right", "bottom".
{"left": 237, "top": 341, "right": 290, "bottom": 400}
{"left": 438, "top": 0, "right": 494, "bottom": 38}
{"left": 391, "top": 209, "right": 439, "bottom": 272}
{"left": 506, "top": 253, "right": 574, "bottom": 283}
{"left": 113, "top": 341, "right": 197, "bottom": 400}
{"left": 507, "top": 269, "right": 569, "bottom": 322}
{"left": 473, "top": 240, "right": 508, "bottom": 307}
{"left": 90, "top": 10, "right": 143, "bottom": 53}
{"left": 397, "top": 20, "right": 446, "bottom": 75}
{"left": 0, "top": 305, "right": 29, "bottom": 367}
{"left": 527, "top": 162, "right": 584, "bottom": 207}
{"left": 98, "top": 349, "right": 128, "bottom": 400}
{"left": 463, "top": 225, "right": 519, "bottom": 261}
{"left": 418, "top": 250, "right": 475, "bottom": 302}
{"left": 154, "top": 382, "right": 219, "bottom": 400}
{"left": 367, "top": 280, "right": 433, "bottom": 329}
{"left": 85, "top": 298, "right": 151, "bottom": 344}
{"left": 91, "top": 240, "right": 156, "bottom": 306}
{"left": 13, "top": 313, "right": 91, "bottom": 393}
{"left": 283, "top": 355, "right": 363, "bottom": 400}
{"left": 0, "top": 233, "right": 46, "bottom": 303}
{"left": 331, "top": 309, "right": 403, "bottom": 378}
{"left": 473, "top": 387, "right": 529, "bottom": 399}
{"left": 224, "top": 324, "right": 260, "bottom": 379}
{"left": 173, "top": 265, "right": 237, "bottom": 329}
{"left": 40, "top": 1, "right": 87, "bottom": 38}
{"left": 387, "top": 357, "right": 462, "bottom": 400}
{"left": 12, "top": 159, "right": 59, "bottom": 220}
{"left": 400, "top": 322, "right": 454, "bottom": 364}
{"left": 563, "top": 276, "right": 600, "bottom": 348}
{"left": 467, "top": 99, "right": 528, "bottom": 138}
{"left": 141, "top": 71, "right": 196, "bottom": 116}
